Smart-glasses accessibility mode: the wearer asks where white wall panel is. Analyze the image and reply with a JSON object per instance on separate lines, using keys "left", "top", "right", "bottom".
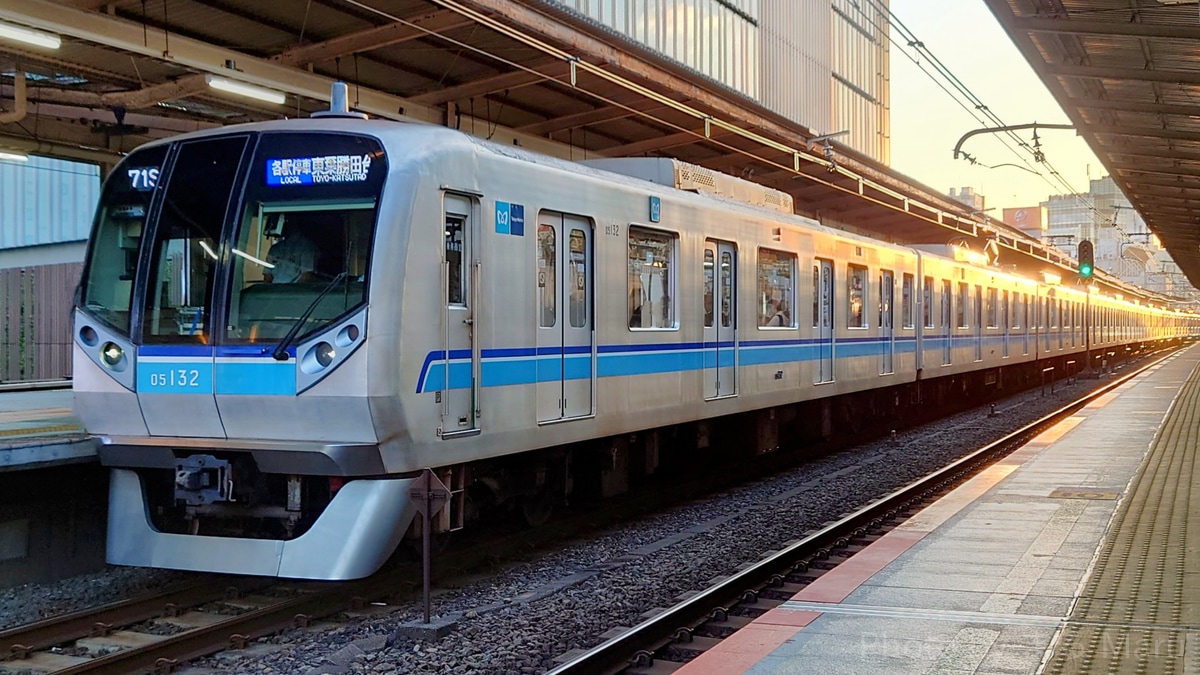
{"left": 0, "top": 156, "right": 99, "bottom": 250}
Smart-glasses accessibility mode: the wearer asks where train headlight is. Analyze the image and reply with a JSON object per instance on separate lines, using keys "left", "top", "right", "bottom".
{"left": 100, "top": 342, "right": 123, "bottom": 367}
{"left": 315, "top": 342, "right": 335, "bottom": 367}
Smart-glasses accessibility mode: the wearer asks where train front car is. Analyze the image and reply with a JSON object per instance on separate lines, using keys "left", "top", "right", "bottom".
{"left": 73, "top": 121, "right": 412, "bottom": 579}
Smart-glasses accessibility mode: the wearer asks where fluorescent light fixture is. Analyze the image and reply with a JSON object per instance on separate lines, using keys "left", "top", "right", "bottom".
{"left": 198, "top": 240, "right": 218, "bottom": 260}
{"left": 0, "top": 151, "right": 28, "bottom": 162}
{"left": 205, "top": 74, "right": 286, "bottom": 105}
{"left": 0, "top": 20, "right": 61, "bottom": 49}
{"left": 232, "top": 247, "right": 273, "bottom": 269}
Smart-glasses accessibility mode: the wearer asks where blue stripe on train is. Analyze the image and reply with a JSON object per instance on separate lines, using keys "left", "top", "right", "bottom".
{"left": 417, "top": 336, "right": 932, "bottom": 392}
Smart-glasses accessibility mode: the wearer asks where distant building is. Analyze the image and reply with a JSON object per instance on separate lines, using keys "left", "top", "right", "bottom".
{"left": 947, "top": 186, "right": 985, "bottom": 212}
{"left": 1002, "top": 206, "right": 1047, "bottom": 242}
{"left": 549, "top": 0, "right": 890, "bottom": 163}
{"left": 1042, "top": 176, "right": 1176, "bottom": 295}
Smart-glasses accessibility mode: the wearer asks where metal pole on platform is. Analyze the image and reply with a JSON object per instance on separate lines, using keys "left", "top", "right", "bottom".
{"left": 422, "top": 469, "right": 432, "bottom": 624}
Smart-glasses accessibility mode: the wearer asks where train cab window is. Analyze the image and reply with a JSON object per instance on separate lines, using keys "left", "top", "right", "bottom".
{"left": 628, "top": 227, "right": 676, "bottom": 329}
{"left": 758, "top": 248, "right": 795, "bottom": 328}
{"left": 223, "top": 132, "right": 384, "bottom": 344}
{"left": 902, "top": 274, "right": 914, "bottom": 329}
{"left": 80, "top": 144, "right": 169, "bottom": 336}
{"left": 142, "top": 137, "right": 249, "bottom": 343}
{"left": 956, "top": 282, "right": 969, "bottom": 328}
{"left": 923, "top": 276, "right": 934, "bottom": 328}
{"left": 847, "top": 265, "right": 868, "bottom": 328}
{"left": 228, "top": 199, "right": 375, "bottom": 341}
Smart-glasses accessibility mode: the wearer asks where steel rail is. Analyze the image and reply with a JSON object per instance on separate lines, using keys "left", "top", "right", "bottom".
{"left": 0, "top": 380, "right": 71, "bottom": 393}
{"left": 547, "top": 350, "right": 1176, "bottom": 675}
{"left": 0, "top": 577, "right": 262, "bottom": 661}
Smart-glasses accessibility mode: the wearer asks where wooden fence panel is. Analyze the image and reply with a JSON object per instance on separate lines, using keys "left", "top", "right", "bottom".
{"left": 0, "top": 263, "right": 82, "bottom": 381}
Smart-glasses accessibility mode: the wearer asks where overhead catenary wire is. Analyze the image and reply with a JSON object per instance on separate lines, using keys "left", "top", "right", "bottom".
{"left": 857, "top": 0, "right": 1123, "bottom": 231}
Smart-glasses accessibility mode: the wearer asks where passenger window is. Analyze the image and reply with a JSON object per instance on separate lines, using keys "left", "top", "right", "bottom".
{"left": 569, "top": 229, "right": 587, "bottom": 328}
{"left": 960, "top": 281, "right": 969, "bottom": 329}
{"left": 628, "top": 227, "right": 676, "bottom": 329}
{"left": 720, "top": 251, "right": 733, "bottom": 328}
{"left": 704, "top": 249, "right": 715, "bottom": 328}
{"left": 987, "top": 288, "right": 998, "bottom": 328}
{"left": 446, "top": 217, "right": 465, "bottom": 305}
{"left": 923, "top": 276, "right": 934, "bottom": 328}
{"left": 758, "top": 248, "right": 795, "bottom": 328}
{"left": 538, "top": 224, "right": 556, "bottom": 327}
{"left": 941, "top": 280, "right": 951, "bottom": 329}
{"left": 956, "top": 282, "right": 968, "bottom": 328}
{"left": 848, "top": 265, "right": 868, "bottom": 328}
{"left": 813, "top": 265, "right": 821, "bottom": 328}
{"left": 902, "top": 274, "right": 914, "bottom": 329}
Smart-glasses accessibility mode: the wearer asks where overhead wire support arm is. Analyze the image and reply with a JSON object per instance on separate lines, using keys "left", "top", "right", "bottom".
{"left": 953, "top": 122, "right": 1076, "bottom": 160}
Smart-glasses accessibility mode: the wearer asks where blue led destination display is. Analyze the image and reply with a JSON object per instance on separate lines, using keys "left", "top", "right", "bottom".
{"left": 266, "top": 154, "right": 373, "bottom": 186}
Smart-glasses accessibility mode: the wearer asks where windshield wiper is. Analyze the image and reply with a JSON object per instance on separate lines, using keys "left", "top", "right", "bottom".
{"left": 271, "top": 272, "right": 349, "bottom": 361}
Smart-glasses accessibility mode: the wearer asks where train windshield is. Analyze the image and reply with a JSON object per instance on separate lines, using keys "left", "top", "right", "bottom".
{"left": 78, "top": 131, "right": 385, "bottom": 347}
{"left": 142, "top": 136, "right": 250, "bottom": 343}
{"left": 225, "top": 133, "right": 383, "bottom": 344}
{"left": 79, "top": 145, "right": 169, "bottom": 334}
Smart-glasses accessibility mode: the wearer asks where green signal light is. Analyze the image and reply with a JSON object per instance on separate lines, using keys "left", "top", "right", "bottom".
{"left": 1080, "top": 263, "right": 1093, "bottom": 278}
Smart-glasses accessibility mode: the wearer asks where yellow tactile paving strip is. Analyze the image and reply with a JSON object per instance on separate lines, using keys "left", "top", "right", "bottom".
{"left": 1045, "top": 361, "right": 1200, "bottom": 674}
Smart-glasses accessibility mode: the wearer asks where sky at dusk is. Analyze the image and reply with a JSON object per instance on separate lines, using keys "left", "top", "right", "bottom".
{"left": 888, "top": 1, "right": 1103, "bottom": 212}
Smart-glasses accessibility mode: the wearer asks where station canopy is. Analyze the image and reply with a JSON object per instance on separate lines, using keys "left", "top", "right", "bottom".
{"left": 0, "top": 0, "right": 1180, "bottom": 303}
{"left": 988, "top": 0, "right": 1200, "bottom": 289}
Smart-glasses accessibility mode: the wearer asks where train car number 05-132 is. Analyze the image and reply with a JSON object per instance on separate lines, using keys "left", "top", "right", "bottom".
{"left": 149, "top": 369, "right": 201, "bottom": 388}
{"left": 604, "top": 223, "right": 620, "bottom": 237}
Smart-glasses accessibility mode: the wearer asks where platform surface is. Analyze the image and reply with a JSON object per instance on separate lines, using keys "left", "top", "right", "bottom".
{"left": 0, "top": 387, "right": 95, "bottom": 470}
{"left": 679, "top": 345, "right": 1199, "bottom": 675}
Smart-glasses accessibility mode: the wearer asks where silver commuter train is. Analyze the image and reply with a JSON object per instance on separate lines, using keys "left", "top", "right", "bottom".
{"left": 73, "top": 100, "right": 1196, "bottom": 580}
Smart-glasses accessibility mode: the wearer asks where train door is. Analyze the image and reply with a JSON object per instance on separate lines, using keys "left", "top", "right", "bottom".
{"left": 973, "top": 285, "right": 983, "bottom": 361}
{"left": 940, "top": 279, "right": 952, "bottom": 365}
{"left": 703, "top": 241, "right": 737, "bottom": 399}
{"left": 880, "top": 270, "right": 894, "bottom": 375}
{"left": 1024, "top": 293, "right": 1032, "bottom": 355}
{"left": 537, "top": 212, "right": 594, "bottom": 422}
{"left": 1043, "top": 296, "right": 1051, "bottom": 353}
{"left": 441, "top": 195, "right": 479, "bottom": 436}
{"left": 815, "top": 259, "right": 834, "bottom": 383}
{"left": 136, "top": 137, "right": 249, "bottom": 438}
{"left": 1002, "top": 290, "right": 1010, "bottom": 358}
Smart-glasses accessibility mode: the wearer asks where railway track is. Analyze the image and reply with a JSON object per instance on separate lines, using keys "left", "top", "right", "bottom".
{"left": 546, "top": 354, "right": 1168, "bottom": 675}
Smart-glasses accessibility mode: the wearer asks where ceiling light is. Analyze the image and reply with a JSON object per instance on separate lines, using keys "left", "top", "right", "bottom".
{"left": 205, "top": 75, "right": 286, "bottom": 105}
{"left": 0, "top": 20, "right": 61, "bottom": 50}
{"left": 0, "top": 151, "right": 28, "bottom": 162}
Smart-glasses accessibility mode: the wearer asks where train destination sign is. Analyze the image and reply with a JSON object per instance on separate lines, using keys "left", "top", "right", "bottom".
{"left": 266, "top": 154, "right": 372, "bottom": 185}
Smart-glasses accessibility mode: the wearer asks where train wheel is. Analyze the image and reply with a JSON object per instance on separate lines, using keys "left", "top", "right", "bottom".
{"left": 520, "top": 489, "right": 555, "bottom": 527}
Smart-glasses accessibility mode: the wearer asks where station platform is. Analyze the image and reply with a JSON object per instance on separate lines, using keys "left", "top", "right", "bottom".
{"left": 678, "top": 344, "right": 1200, "bottom": 674}
{"left": 0, "top": 385, "right": 95, "bottom": 471}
